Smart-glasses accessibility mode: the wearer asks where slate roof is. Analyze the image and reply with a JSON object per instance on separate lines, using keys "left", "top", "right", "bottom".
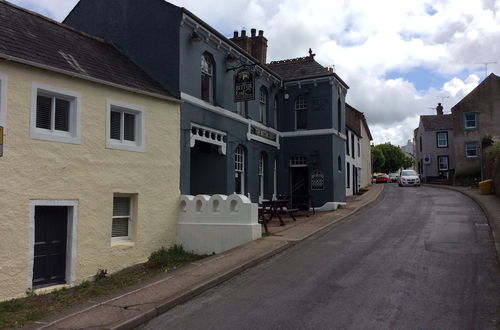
{"left": 268, "top": 52, "right": 348, "bottom": 88}
{"left": 0, "top": 0, "right": 176, "bottom": 100}
{"left": 420, "top": 114, "right": 453, "bottom": 131}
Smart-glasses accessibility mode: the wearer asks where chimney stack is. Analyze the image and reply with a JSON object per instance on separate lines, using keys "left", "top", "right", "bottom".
{"left": 229, "top": 27, "right": 268, "bottom": 64}
{"left": 436, "top": 103, "right": 443, "bottom": 115}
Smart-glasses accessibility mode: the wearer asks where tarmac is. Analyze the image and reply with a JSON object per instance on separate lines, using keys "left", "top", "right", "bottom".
{"left": 24, "top": 183, "right": 500, "bottom": 330}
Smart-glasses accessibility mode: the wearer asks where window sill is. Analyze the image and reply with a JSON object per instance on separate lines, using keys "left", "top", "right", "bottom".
{"left": 31, "top": 130, "right": 80, "bottom": 145}
{"left": 106, "top": 141, "right": 144, "bottom": 152}
{"left": 111, "top": 240, "right": 135, "bottom": 247}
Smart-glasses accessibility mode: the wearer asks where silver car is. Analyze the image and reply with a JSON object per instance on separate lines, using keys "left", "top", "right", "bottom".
{"left": 398, "top": 170, "right": 421, "bottom": 187}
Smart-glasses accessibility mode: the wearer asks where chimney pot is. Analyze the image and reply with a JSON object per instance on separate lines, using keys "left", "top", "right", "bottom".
{"left": 241, "top": 29, "right": 246, "bottom": 37}
{"left": 233, "top": 31, "right": 238, "bottom": 38}
{"left": 251, "top": 28, "right": 256, "bottom": 37}
{"left": 258, "top": 30, "right": 264, "bottom": 36}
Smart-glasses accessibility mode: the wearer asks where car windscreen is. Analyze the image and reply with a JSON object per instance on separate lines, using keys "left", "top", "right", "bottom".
{"left": 401, "top": 170, "right": 417, "bottom": 176}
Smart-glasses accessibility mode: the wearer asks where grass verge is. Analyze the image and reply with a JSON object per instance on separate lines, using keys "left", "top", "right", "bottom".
{"left": 0, "top": 245, "right": 207, "bottom": 329}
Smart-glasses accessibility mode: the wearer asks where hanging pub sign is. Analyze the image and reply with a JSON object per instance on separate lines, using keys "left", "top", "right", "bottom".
{"left": 234, "top": 68, "right": 255, "bottom": 102}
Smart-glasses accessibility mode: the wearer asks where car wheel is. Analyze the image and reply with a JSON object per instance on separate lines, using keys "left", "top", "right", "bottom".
{"left": 398, "top": 184, "right": 402, "bottom": 187}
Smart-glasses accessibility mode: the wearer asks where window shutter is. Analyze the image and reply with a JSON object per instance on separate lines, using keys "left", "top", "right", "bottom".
{"left": 110, "top": 111, "right": 121, "bottom": 140}
{"left": 36, "top": 95, "right": 52, "bottom": 129}
{"left": 123, "top": 113, "right": 135, "bottom": 141}
{"left": 55, "top": 98, "right": 70, "bottom": 131}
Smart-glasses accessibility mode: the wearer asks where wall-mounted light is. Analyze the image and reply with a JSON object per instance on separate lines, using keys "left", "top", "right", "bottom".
{"left": 284, "top": 93, "right": 290, "bottom": 100}
{"left": 191, "top": 31, "right": 203, "bottom": 42}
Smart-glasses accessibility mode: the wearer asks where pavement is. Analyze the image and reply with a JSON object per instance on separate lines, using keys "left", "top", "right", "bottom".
{"left": 24, "top": 182, "right": 500, "bottom": 330}
{"left": 425, "top": 183, "right": 500, "bottom": 266}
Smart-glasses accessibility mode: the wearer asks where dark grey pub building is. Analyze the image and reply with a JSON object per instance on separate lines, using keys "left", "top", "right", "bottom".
{"left": 65, "top": 0, "right": 349, "bottom": 210}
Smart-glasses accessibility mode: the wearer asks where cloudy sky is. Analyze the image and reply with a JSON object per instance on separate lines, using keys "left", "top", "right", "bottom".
{"left": 10, "top": 0, "right": 500, "bottom": 146}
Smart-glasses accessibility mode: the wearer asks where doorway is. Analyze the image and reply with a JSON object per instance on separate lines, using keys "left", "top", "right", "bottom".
{"left": 32, "top": 206, "right": 68, "bottom": 288}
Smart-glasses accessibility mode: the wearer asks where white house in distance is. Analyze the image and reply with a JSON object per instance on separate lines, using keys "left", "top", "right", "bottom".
{"left": 345, "top": 104, "right": 372, "bottom": 196}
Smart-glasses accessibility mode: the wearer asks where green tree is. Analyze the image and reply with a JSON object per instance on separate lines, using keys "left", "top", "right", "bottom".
{"left": 402, "top": 156, "right": 414, "bottom": 170}
{"left": 372, "top": 143, "right": 407, "bottom": 173}
{"left": 371, "top": 146, "right": 385, "bottom": 173}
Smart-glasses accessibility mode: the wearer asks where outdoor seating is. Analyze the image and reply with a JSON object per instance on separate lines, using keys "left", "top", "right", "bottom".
{"left": 258, "top": 199, "right": 298, "bottom": 232}
{"left": 289, "top": 194, "right": 315, "bottom": 217}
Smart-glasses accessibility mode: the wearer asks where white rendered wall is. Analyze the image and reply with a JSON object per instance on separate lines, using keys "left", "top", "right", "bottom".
{"left": 177, "top": 194, "right": 261, "bottom": 254}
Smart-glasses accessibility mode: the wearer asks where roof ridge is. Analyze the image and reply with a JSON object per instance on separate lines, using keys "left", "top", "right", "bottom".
{"left": 1, "top": 0, "right": 111, "bottom": 46}
{"left": 269, "top": 56, "right": 313, "bottom": 65}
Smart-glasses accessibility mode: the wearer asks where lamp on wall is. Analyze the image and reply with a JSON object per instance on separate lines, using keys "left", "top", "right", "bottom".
{"left": 284, "top": 93, "right": 290, "bottom": 100}
{"left": 191, "top": 31, "right": 203, "bottom": 42}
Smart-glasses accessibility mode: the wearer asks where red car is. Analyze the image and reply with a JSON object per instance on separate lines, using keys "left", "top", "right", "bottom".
{"left": 375, "top": 174, "right": 391, "bottom": 183}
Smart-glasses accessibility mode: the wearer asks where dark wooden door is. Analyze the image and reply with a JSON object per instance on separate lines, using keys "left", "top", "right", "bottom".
{"left": 290, "top": 167, "right": 309, "bottom": 209}
{"left": 33, "top": 206, "right": 68, "bottom": 288}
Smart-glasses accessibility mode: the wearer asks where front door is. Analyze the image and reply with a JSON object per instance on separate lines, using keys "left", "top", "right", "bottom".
{"left": 33, "top": 206, "right": 68, "bottom": 288}
{"left": 290, "top": 166, "right": 309, "bottom": 209}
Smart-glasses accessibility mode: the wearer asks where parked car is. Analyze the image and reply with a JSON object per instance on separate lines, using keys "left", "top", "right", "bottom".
{"left": 398, "top": 170, "right": 421, "bottom": 187}
{"left": 388, "top": 173, "right": 399, "bottom": 182}
{"left": 375, "top": 173, "right": 391, "bottom": 183}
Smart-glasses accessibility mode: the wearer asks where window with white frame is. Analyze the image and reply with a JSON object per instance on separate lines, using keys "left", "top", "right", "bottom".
{"left": 0, "top": 74, "right": 6, "bottom": 130}
{"left": 236, "top": 102, "right": 246, "bottom": 117}
{"left": 258, "top": 153, "right": 265, "bottom": 201}
{"left": 295, "top": 95, "right": 307, "bottom": 130}
{"left": 112, "top": 195, "right": 133, "bottom": 241}
{"left": 357, "top": 139, "right": 360, "bottom": 157}
{"left": 235, "top": 145, "right": 245, "bottom": 194}
{"left": 201, "top": 53, "right": 214, "bottom": 103}
{"left": 106, "top": 100, "right": 144, "bottom": 152}
{"left": 290, "top": 155, "right": 307, "bottom": 166}
{"left": 464, "top": 113, "right": 477, "bottom": 129}
{"left": 259, "top": 87, "right": 267, "bottom": 124}
{"left": 31, "top": 83, "right": 80, "bottom": 144}
{"left": 465, "top": 142, "right": 479, "bottom": 158}
{"left": 436, "top": 131, "right": 448, "bottom": 148}
{"left": 437, "top": 155, "right": 449, "bottom": 170}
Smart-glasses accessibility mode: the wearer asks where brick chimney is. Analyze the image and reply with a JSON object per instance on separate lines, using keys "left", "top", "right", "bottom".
{"left": 230, "top": 28, "right": 268, "bottom": 64}
{"left": 436, "top": 103, "right": 443, "bottom": 115}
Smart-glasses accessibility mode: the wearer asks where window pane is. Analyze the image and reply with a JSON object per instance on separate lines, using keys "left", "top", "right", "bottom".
{"left": 36, "top": 95, "right": 52, "bottom": 129}
{"left": 201, "top": 74, "right": 211, "bottom": 102}
{"left": 112, "top": 218, "right": 129, "bottom": 238}
{"left": 110, "top": 111, "right": 121, "bottom": 140}
{"left": 123, "top": 113, "right": 135, "bottom": 141}
{"left": 113, "top": 197, "right": 130, "bottom": 216}
{"left": 54, "top": 98, "right": 70, "bottom": 132}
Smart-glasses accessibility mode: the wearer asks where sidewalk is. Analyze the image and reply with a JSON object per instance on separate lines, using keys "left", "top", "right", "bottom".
{"left": 25, "top": 184, "right": 384, "bottom": 330}
{"left": 425, "top": 184, "right": 500, "bottom": 266}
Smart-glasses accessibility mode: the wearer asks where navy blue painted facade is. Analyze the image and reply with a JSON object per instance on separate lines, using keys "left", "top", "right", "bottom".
{"left": 65, "top": 0, "right": 348, "bottom": 207}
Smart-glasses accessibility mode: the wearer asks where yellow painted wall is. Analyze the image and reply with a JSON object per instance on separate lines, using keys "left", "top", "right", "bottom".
{"left": 0, "top": 62, "right": 180, "bottom": 301}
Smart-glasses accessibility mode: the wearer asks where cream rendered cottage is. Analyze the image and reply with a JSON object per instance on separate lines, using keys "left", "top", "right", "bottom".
{"left": 0, "top": 1, "right": 180, "bottom": 301}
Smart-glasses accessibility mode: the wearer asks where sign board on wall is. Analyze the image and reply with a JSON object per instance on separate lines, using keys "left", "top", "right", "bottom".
{"left": 234, "top": 68, "right": 255, "bottom": 102}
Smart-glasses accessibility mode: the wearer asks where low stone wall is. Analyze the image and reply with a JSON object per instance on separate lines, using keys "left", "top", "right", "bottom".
{"left": 177, "top": 194, "right": 261, "bottom": 254}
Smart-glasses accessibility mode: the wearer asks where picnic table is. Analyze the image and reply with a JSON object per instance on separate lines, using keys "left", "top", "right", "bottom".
{"left": 258, "top": 199, "right": 298, "bottom": 232}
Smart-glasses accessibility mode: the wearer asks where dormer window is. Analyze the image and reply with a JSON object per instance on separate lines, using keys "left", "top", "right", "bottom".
{"left": 201, "top": 53, "right": 214, "bottom": 103}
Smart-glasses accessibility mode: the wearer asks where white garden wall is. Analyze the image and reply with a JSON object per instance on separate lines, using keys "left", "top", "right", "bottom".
{"left": 177, "top": 194, "right": 261, "bottom": 254}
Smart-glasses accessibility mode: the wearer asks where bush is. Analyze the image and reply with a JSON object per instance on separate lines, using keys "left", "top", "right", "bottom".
{"left": 146, "top": 245, "right": 204, "bottom": 268}
{"left": 454, "top": 169, "right": 481, "bottom": 186}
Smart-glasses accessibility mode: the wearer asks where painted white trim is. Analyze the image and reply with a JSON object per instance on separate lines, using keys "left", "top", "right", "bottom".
{"left": 0, "top": 53, "right": 180, "bottom": 103}
{"left": 30, "top": 82, "right": 81, "bottom": 144}
{"left": 281, "top": 128, "right": 346, "bottom": 139}
{"left": 181, "top": 92, "right": 345, "bottom": 142}
{"left": 106, "top": 99, "right": 145, "bottom": 152}
{"left": 0, "top": 74, "right": 7, "bottom": 132}
{"left": 314, "top": 201, "right": 346, "bottom": 212}
{"left": 190, "top": 122, "right": 227, "bottom": 154}
{"left": 28, "top": 200, "right": 78, "bottom": 290}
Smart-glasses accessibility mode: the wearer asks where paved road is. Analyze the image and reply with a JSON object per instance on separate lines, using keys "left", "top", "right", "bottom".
{"left": 141, "top": 185, "right": 500, "bottom": 329}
